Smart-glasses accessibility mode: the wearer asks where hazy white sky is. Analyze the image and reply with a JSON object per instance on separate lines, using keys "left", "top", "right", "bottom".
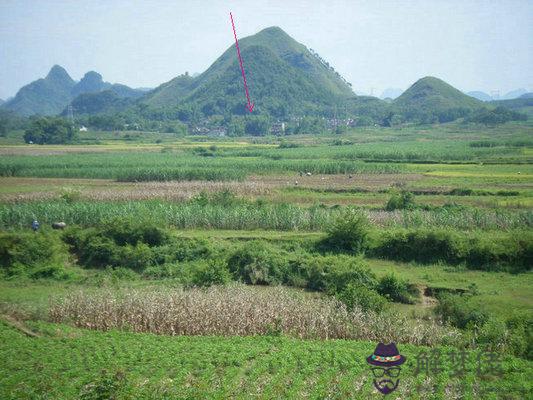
{"left": 0, "top": 0, "right": 531, "bottom": 99}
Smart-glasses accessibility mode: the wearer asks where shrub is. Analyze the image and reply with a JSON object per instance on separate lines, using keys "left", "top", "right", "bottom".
{"left": 385, "top": 190, "right": 415, "bottom": 211}
{"left": 434, "top": 293, "right": 488, "bottom": 329}
{"left": 100, "top": 218, "right": 169, "bottom": 247}
{"left": 0, "top": 230, "right": 68, "bottom": 277}
{"left": 336, "top": 283, "right": 387, "bottom": 312}
{"left": 191, "top": 260, "right": 232, "bottom": 287}
{"left": 505, "top": 313, "right": 533, "bottom": 360}
{"left": 377, "top": 273, "right": 418, "bottom": 304}
{"left": 372, "top": 229, "right": 532, "bottom": 272}
{"left": 472, "top": 313, "right": 532, "bottom": 359}
{"left": 27, "top": 264, "right": 77, "bottom": 280}
{"left": 321, "top": 209, "right": 370, "bottom": 254}
{"left": 464, "top": 233, "right": 533, "bottom": 272}
{"left": 305, "top": 255, "right": 376, "bottom": 294}
{"left": 154, "top": 238, "right": 217, "bottom": 264}
{"left": 373, "top": 229, "right": 460, "bottom": 265}
{"left": 120, "top": 243, "right": 154, "bottom": 272}
{"left": 63, "top": 220, "right": 179, "bottom": 271}
{"left": 227, "top": 241, "right": 288, "bottom": 285}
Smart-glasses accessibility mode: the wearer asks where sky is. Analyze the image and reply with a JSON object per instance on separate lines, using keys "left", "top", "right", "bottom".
{"left": 0, "top": 0, "right": 532, "bottom": 100}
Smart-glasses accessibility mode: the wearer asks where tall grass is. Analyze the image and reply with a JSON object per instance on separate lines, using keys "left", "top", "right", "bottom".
{"left": 225, "top": 140, "right": 525, "bottom": 163}
{"left": 0, "top": 200, "right": 530, "bottom": 231}
{"left": 49, "top": 285, "right": 456, "bottom": 345}
{"left": 0, "top": 152, "right": 402, "bottom": 181}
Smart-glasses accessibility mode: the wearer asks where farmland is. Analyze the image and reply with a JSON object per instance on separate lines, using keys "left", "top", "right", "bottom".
{"left": 0, "top": 121, "right": 532, "bottom": 399}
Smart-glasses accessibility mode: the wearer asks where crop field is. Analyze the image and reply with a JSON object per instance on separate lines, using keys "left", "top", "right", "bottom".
{"left": 0, "top": 121, "right": 532, "bottom": 399}
{"left": 2, "top": 321, "right": 531, "bottom": 400}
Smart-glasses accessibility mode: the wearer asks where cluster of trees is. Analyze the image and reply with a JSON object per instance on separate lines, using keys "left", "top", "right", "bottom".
{"left": 465, "top": 106, "right": 527, "bottom": 125}
{"left": 23, "top": 117, "right": 76, "bottom": 144}
{"left": 0, "top": 110, "right": 28, "bottom": 136}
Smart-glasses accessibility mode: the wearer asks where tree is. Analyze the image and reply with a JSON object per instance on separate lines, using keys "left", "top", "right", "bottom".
{"left": 226, "top": 117, "right": 245, "bottom": 137}
{"left": 24, "top": 117, "right": 76, "bottom": 144}
{"left": 245, "top": 115, "right": 271, "bottom": 136}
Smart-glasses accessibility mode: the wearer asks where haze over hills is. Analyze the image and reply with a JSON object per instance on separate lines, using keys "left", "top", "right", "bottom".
{"left": 1, "top": 66, "right": 145, "bottom": 116}
{"left": 466, "top": 91, "right": 493, "bottom": 102}
{"left": 502, "top": 88, "right": 528, "bottom": 100}
{"left": 380, "top": 88, "right": 403, "bottom": 100}
{"left": 142, "top": 26, "right": 355, "bottom": 116}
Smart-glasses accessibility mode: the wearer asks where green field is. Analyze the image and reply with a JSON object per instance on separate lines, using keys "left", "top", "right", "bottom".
{"left": 1, "top": 320, "right": 531, "bottom": 399}
{"left": 0, "top": 121, "right": 532, "bottom": 399}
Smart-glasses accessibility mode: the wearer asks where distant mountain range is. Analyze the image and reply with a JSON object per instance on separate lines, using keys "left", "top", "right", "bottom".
{"left": 466, "top": 89, "right": 531, "bottom": 102}
{"left": 380, "top": 88, "right": 403, "bottom": 100}
{"left": 466, "top": 91, "right": 493, "bottom": 102}
{"left": 1, "top": 26, "right": 529, "bottom": 125}
{"left": 0, "top": 66, "right": 145, "bottom": 116}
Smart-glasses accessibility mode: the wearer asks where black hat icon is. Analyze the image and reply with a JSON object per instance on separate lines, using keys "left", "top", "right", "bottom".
{"left": 366, "top": 342, "right": 406, "bottom": 367}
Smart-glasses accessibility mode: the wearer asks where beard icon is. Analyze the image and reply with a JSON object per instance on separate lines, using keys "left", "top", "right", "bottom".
{"left": 373, "top": 376, "right": 400, "bottom": 395}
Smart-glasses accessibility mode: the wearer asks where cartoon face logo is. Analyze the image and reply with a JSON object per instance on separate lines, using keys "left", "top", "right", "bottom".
{"left": 366, "top": 342, "right": 406, "bottom": 395}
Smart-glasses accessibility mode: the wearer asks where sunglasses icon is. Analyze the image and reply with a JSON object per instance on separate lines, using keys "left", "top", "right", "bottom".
{"left": 371, "top": 367, "right": 401, "bottom": 378}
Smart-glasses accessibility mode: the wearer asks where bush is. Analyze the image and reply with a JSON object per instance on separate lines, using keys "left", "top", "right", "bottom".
{"left": 0, "top": 230, "right": 69, "bottom": 277}
{"left": 373, "top": 229, "right": 460, "bottom": 265}
{"left": 305, "top": 255, "right": 376, "bottom": 294}
{"left": 336, "top": 283, "right": 387, "bottom": 312}
{"left": 321, "top": 209, "right": 370, "bottom": 254}
{"left": 377, "top": 273, "right": 418, "bottom": 304}
{"left": 191, "top": 260, "right": 232, "bottom": 287}
{"left": 100, "top": 218, "right": 169, "bottom": 247}
{"left": 434, "top": 293, "right": 488, "bottom": 329}
{"left": 505, "top": 313, "right": 533, "bottom": 360}
{"left": 385, "top": 190, "right": 415, "bottom": 211}
{"left": 372, "top": 229, "right": 532, "bottom": 272}
{"left": 464, "top": 234, "right": 533, "bottom": 272}
{"left": 227, "top": 241, "right": 288, "bottom": 285}
{"left": 27, "top": 264, "right": 78, "bottom": 280}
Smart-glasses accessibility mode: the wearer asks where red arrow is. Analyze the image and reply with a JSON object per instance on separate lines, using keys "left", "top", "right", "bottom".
{"left": 230, "top": 12, "right": 254, "bottom": 112}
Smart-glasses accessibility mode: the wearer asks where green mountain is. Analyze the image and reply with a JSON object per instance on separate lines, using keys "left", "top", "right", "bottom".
{"left": 71, "top": 71, "right": 111, "bottom": 97}
{"left": 142, "top": 26, "right": 354, "bottom": 116}
{"left": 64, "top": 83, "right": 145, "bottom": 116}
{"left": 393, "top": 77, "right": 483, "bottom": 123}
{"left": 2, "top": 66, "right": 145, "bottom": 117}
{"left": 2, "top": 65, "right": 76, "bottom": 116}
{"left": 67, "top": 90, "right": 134, "bottom": 115}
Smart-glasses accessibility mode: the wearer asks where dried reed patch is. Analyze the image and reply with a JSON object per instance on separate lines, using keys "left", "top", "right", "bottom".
{"left": 49, "top": 285, "right": 457, "bottom": 346}
{"left": 255, "top": 173, "right": 424, "bottom": 190}
{"left": 0, "top": 179, "right": 273, "bottom": 203}
{"left": 82, "top": 180, "right": 273, "bottom": 201}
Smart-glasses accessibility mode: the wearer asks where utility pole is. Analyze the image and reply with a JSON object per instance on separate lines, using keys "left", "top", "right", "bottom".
{"left": 67, "top": 105, "right": 75, "bottom": 127}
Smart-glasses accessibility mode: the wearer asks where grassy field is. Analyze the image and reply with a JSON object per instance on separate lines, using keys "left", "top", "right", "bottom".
{"left": 2, "top": 321, "right": 531, "bottom": 400}
{"left": 0, "top": 121, "right": 531, "bottom": 399}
